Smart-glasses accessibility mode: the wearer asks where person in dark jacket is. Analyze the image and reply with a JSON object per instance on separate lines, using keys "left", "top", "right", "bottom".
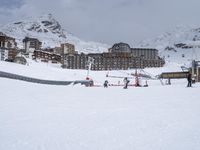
{"left": 104, "top": 80, "right": 109, "bottom": 88}
{"left": 123, "top": 77, "right": 130, "bottom": 89}
{"left": 187, "top": 73, "right": 192, "bottom": 87}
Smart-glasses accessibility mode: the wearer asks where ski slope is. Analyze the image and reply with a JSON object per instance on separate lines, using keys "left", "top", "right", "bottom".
{"left": 0, "top": 77, "right": 200, "bottom": 150}
{"left": 1, "top": 61, "right": 200, "bottom": 150}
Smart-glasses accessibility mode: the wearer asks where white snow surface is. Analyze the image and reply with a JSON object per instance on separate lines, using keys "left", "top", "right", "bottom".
{"left": 1, "top": 61, "right": 200, "bottom": 150}
{"left": 0, "top": 71, "right": 200, "bottom": 150}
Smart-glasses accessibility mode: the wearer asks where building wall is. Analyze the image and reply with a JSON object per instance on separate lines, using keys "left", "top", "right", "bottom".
{"left": 63, "top": 53, "right": 87, "bottom": 69}
{"left": 32, "top": 50, "right": 61, "bottom": 63}
{"left": 131, "top": 48, "right": 158, "bottom": 60}
{"left": 0, "top": 48, "right": 17, "bottom": 61}
{"left": 24, "top": 41, "right": 30, "bottom": 53}
{"left": 111, "top": 43, "right": 131, "bottom": 53}
{"left": 0, "top": 35, "right": 17, "bottom": 49}
{"left": 23, "top": 37, "right": 42, "bottom": 53}
{"left": 7, "top": 50, "right": 17, "bottom": 61}
{"left": 0, "top": 49, "right": 4, "bottom": 60}
{"left": 62, "top": 51, "right": 164, "bottom": 70}
{"left": 53, "top": 47, "right": 62, "bottom": 55}
{"left": 61, "top": 43, "right": 75, "bottom": 54}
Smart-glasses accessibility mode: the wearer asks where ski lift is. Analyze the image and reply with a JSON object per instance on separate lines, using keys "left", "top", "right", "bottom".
{"left": 86, "top": 57, "right": 94, "bottom": 80}
{"left": 106, "top": 68, "right": 151, "bottom": 87}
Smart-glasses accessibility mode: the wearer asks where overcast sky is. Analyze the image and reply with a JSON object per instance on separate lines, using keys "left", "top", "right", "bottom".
{"left": 0, "top": 0, "right": 200, "bottom": 45}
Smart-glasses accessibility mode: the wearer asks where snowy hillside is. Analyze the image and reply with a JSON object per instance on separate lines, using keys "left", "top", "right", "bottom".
{"left": 139, "top": 26, "right": 200, "bottom": 64}
{"left": 0, "top": 14, "right": 109, "bottom": 53}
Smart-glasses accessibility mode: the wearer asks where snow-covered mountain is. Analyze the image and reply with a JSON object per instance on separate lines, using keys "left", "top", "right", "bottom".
{"left": 0, "top": 14, "right": 109, "bottom": 53}
{"left": 139, "top": 26, "right": 200, "bottom": 64}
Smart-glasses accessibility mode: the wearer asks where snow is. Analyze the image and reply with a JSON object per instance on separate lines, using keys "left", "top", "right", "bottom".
{"left": 0, "top": 60, "right": 200, "bottom": 149}
{"left": 0, "top": 77, "right": 200, "bottom": 150}
{"left": 0, "top": 23, "right": 200, "bottom": 149}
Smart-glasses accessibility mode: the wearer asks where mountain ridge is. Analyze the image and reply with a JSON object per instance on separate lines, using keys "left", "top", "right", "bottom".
{"left": 138, "top": 25, "right": 200, "bottom": 64}
{"left": 0, "top": 14, "right": 109, "bottom": 54}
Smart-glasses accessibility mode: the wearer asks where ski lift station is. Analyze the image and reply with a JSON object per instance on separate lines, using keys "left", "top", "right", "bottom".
{"left": 160, "top": 60, "right": 200, "bottom": 83}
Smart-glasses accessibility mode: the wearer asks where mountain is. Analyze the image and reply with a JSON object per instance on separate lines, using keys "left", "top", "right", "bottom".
{"left": 139, "top": 26, "right": 200, "bottom": 65}
{"left": 0, "top": 14, "right": 109, "bottom": 53}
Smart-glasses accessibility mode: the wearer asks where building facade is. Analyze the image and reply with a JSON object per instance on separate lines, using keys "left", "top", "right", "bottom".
{"left": 131, "top": 48, "right": 158, "bottom": 60}
{"left": 0, "top": 32, "right": 17, "bottom": 49}
{"left": 0, "top": 32, "right": 17, "bottom": 61}
{"left": 63, "top": 53, "right": 88, "bottom": 69}
{"left": 61, "top": 43, "right": 76, "bottom": 54}
{"left": 32, "top": 50, "right": 61, "bottom": 63}
{"left": 60, "top": 43, "right": 78, "bottom": 68}
{"left": 62, "top": 43, "right": 165, "bottom": 70}
{"left": 23, "top": 37, "right": 42, "bottom": 53}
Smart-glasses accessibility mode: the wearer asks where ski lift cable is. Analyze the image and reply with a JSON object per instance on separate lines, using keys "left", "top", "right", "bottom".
{"left": 140, "top": 69, "right": 155, "bottom": 77}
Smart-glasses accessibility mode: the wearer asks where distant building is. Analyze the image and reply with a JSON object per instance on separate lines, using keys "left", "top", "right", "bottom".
{"left": 131, "top": 48, "right": 158, "bottom": 60}
{"left": 109, "top": 42, "right": 159, "bottom": 60}
{"left": 0, "top": 48, "right": 18, "bottom": 61}
{"left": 23, "top": 37, "right": 42, "bottom": 53}
{"left": 32, "top": 50, "right": 61, "bottom": 63}
{"left": 0, "top": 32, "right": 17, "bottom": 49}
{"left": 62, "top": 43, "right": 165, "bottom": 70}
{"left": 53, "top": 46, "right": 62, "bottom": 55}
{"left": 0, "top": 32, "right": 17, "bottom": 61}
{"left": 0, "top": 49, "right": 8, "bottom": 61}
{"left": 63, "top": 53, "right": 88, "bottom": 69}
{"left": 109, "top": 43, "right": 131, "bottom": 53}
{"left": 61, "top": 43, "right": 77, "bottom": 54}
{"left": 60, "top": 43, "right": 78, "bottom": 68}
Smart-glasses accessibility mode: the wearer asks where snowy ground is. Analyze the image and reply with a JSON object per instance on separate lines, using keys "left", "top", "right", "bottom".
{"left": 0, "top": 61, "right": 200, "bottom": 150}
{"left": 0, "top": 78, "right": 200, "bottom": 150}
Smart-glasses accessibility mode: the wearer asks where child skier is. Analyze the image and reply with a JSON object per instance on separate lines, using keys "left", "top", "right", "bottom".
{"left": 104, "top": 80, "right": 109, "bottom": 88}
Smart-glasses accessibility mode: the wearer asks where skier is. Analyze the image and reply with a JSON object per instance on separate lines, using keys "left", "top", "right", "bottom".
{"left": 187, "top": 73, "right": 192, "bottom": 87}
{"left": 104, "top": 80, "right": 109, "bottom": 88}
{"left": 123, "top": 77, "right": 130, "bottom": 89}
{"left": 144, "top": 80, "right": 148, "bottom": 87}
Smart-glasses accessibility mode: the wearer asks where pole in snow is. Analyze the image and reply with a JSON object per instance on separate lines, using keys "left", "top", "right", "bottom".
{"left": 135, "top": 69, "right": 140, "bottom": 87}
{"left": 86, "top": 57, "right": 94, "bottom": 80}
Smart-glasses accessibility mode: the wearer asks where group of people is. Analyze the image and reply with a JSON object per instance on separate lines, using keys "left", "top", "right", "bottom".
{"left": 103, "top": 72, "right": 193, "bottom": 88}
{"left": 103, "top": 77, "right": 130, "bottom": 89}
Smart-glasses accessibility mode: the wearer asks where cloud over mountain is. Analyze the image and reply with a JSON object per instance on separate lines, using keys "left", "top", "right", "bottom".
{"left": 1, "top": 0, "right": 200, "bottom": 45}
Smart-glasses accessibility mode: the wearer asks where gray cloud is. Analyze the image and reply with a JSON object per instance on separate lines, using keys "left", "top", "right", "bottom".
{"left": 0, "top": 0, "right": 24, "bottom": 8}
{"left": 0, "top": 0, "right": 200, "bottom": 45}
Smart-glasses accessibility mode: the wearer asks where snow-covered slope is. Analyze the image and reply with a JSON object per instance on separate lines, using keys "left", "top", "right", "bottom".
{"left": 0, "top": 71, "right": 200, "bottom": 150}
{"left": 0, "top": 14, "right": 109, "bottom": 53}
{"left": 139, "top": 26, "right": 200, "bottom": 64}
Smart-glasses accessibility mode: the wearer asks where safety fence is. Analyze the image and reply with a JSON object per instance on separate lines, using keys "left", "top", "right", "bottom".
{"left": 0, "top": 71, "right": 91, "bottom": 86}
